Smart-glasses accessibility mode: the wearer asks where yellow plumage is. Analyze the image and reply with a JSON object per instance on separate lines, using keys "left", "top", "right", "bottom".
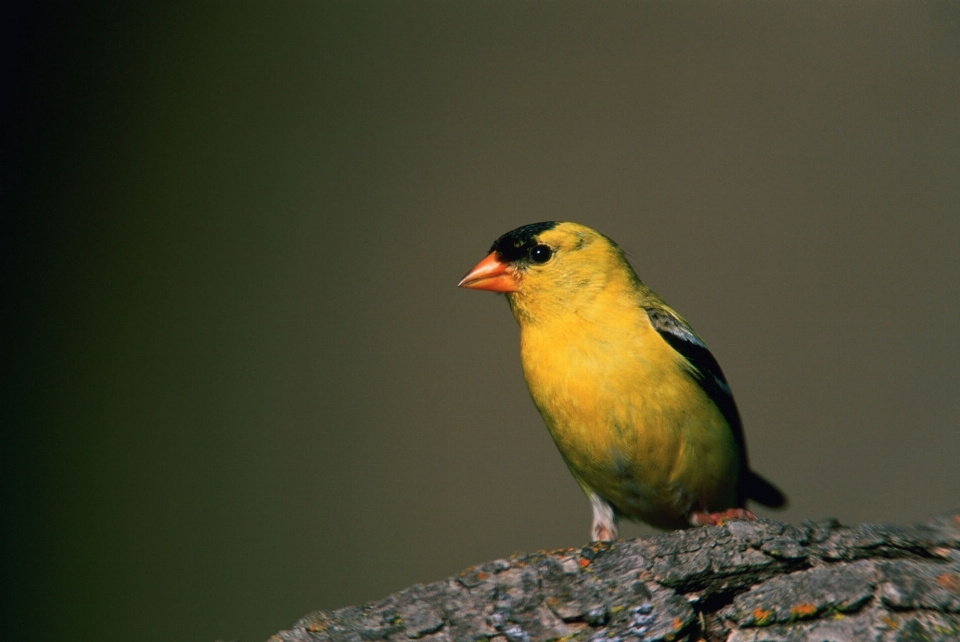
{"left": 459, "top": 222, "right": 784, "bottom": 540}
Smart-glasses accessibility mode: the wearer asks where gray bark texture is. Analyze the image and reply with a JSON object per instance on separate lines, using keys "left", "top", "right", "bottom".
{"left": 266, "top": 511, "right": 960, "bottom": 642}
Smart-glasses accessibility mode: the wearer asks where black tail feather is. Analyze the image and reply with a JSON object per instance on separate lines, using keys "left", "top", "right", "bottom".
{"left": 746, "top": 470, "right": 787, "bottom": 508}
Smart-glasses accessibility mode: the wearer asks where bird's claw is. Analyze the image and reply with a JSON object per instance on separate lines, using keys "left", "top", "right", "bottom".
{"left": 689, "top": 508, "right": 757, "bottom": 526}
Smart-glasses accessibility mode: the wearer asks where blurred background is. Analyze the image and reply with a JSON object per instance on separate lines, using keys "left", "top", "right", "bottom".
{"left": 3, "top": 2, "right": 958, "bottom": 641}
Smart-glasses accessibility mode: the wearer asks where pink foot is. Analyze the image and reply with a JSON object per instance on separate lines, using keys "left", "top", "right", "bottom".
{"left": 689, "top": 508, "right": 757, "bottom": 526}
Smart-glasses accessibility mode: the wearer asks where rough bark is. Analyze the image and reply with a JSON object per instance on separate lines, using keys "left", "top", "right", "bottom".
{"left": 266, "top": 511, "right": 960, "bottom": 642}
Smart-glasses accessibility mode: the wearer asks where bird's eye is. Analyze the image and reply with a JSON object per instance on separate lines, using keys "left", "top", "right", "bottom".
{"left": 529, "top": 244, "right": 553, "bottom": 264}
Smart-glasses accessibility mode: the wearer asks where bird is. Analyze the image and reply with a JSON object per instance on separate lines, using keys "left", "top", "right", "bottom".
{"left": 458, "top": 221, "right": 785, "bottom": 541}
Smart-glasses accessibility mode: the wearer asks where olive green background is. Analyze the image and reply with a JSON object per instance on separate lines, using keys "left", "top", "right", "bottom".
{"left": 3, "top": 2, "right": 959, "bottom": 641}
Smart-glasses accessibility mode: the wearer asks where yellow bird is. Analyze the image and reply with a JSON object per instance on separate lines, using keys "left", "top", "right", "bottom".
{"left": 458, "top": 222, "right": 785, "bottom": 541}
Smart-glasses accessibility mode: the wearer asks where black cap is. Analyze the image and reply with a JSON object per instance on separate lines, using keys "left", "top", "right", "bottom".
{"left": 489, "top": 221, "right": 559, "bottom": 264}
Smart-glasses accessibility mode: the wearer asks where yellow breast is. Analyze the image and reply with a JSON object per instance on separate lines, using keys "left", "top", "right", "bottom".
{"left": 518, "top": 302, "right": 739, "bottom": 528}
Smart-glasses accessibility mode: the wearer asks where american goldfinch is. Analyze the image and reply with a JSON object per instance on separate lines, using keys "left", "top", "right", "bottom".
{"left": 458, "top": 222, "right": 785, "bottom": 541}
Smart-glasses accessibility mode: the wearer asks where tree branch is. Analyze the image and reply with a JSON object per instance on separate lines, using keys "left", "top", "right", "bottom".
{"left": 265, "top": 511, "right": 960, "bottom": 641}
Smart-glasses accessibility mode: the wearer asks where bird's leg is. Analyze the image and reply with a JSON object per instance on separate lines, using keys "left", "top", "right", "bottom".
{"left": 688, "top": 507, "right": 756, "bottom": 527}
{"left": 587, "top": 489, "right": 619, "bottom": 541}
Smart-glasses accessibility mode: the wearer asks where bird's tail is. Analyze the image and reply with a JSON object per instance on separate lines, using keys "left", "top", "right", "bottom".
{"left": 745, "top": 471, "right": 787, "bottom": 508}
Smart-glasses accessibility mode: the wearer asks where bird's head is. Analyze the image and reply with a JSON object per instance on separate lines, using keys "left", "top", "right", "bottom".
{"left": 458, "top": 222, "right": 640, "bottom": 323}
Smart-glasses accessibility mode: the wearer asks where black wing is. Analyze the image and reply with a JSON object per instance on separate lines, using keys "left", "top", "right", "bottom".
{"left": 644, "top": 306, "right": 785, "bottom": 508}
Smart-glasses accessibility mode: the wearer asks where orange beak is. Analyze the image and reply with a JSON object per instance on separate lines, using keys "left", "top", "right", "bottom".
{"left": 457, "top": 252, "right": 520, "bottom": 292}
